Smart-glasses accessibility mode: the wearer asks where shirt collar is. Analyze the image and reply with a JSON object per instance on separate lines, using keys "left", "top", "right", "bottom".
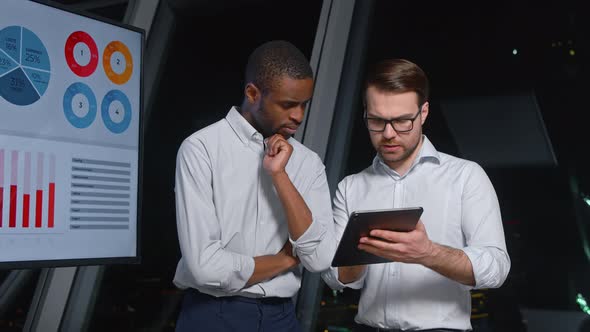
{"left": 225, "top": 106, "right": 261, "bottom": 144}
{"left": 373, "top": 135, "right": 441, "bottom": 174}
{"left": 418, "top": 135, "right": 441, "bottom": 163}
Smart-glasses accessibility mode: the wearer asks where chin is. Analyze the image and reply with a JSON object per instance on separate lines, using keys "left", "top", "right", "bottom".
{"left": 380, "top": 153, "right": 404, "bottom": 163}
{"left": 276, "top": 128, "right": 295, "bottom": 138}
{"left": 280, "top": 133, "right": 293, "bottom": 139}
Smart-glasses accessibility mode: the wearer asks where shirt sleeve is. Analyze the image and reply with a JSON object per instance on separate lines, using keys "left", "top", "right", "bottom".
{"left": 321, "top": 177, "right": 367, "bottom": 290}
{"left": 175, "top": 138, "right": 255, "bottom": 293}
{"left": 460, "top": 162, "right": 511, "bottom": 289}
{"left": 289, "top": 154, "right": 337, "bottom": 273}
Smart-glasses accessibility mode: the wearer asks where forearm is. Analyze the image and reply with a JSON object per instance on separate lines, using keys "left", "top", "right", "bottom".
{"left": 271, "top": 171, "right": 312, "bottom": 240}
{"left": 422, "top": 243, "right": 475, "bottom": 286}
{"left": 338, "top": 265, "right": 367, "bottom": 284}
{"left": 246, "top": 254, "right": 298, "bottom": 287}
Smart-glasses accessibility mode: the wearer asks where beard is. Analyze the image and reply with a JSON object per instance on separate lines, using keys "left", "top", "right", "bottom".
{"left": 257, "top": 104, "right": 295, "bottom": 138}
{"left": 378, "top": 135, "right": 422, "bottom": 165}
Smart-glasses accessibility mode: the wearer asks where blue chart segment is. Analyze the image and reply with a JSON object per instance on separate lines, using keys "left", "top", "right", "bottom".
{"left": 0, "top": 26, "right": 51, "bottom": 106}
{"left": 0, "top": 26, "right": 20, "bottom": 61}
{"left": 21, "top": 28, "right": 50, "bottom": 71}
{"left": 23, "top": 68, "right": 49, "bottom": 96}
{"left": 101, "top": 90, "right": 131, "bottom": 134}
{"left": 63, "top": 82, "right": 97, "bottom": 128}
{"left": 0, "top": 50, "right": 18, "bottom": 76}
{"left": 0, "top": 67, "right": 40, "bottom": 105}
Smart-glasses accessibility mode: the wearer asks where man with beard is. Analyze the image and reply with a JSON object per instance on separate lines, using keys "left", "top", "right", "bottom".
{"left": 174, "top": 40, "right": 334, "bottom": 332}
{"left": 321, "top": 59, "right": 510, "bottom": 332}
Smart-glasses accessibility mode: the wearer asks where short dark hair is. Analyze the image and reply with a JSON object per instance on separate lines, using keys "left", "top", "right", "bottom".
{"left": 245, "top": 40, "right": 313, "bottom": 93}
{"left": 364, "top": 59, "right": 430, "bottom": 106}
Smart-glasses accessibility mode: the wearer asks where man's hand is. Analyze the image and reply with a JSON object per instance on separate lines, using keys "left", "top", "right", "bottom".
{"left": 358, "top": 220, "right": 434, "bottom": 265}
{"left": 358, "top": 220, "right": 476, "bottom": 286}
{"left": 263, "top": 134, "right": 293, "bottom": 176}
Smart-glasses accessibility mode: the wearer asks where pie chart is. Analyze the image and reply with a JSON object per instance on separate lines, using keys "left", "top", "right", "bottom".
{"left": 63, "top": 82, "right": 97, "bottom": 129}
{"left": 0, "top": 26, "right": 51, "bottom": 106}
{"left": 101, "top": 90, "right": 131, "bottom": 134}
{"left": 65, "top": 31, "right": 99, "bottom": 77}
{"left": 103, "top": 41, "right": 133, "bottom": 85}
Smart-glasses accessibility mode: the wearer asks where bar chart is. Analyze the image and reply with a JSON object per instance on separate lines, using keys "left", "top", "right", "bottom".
{"left": 0, "top": 132, "right": 138, "bottom": 263}
{"left": 0, "top": 149, "right": 56, "bottom": 232}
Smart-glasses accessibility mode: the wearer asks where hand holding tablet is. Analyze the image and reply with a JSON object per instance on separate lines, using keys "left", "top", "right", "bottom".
{"left": 331, "top": 207, "right": 423, "bottom": 267}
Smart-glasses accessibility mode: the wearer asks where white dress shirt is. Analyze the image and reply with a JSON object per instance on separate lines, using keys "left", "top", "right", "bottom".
{"left": 322, "top": 136, "right": 510, "bottom": 330}
{"left": 173, "top": 107, "right": 335, "bottom": 298}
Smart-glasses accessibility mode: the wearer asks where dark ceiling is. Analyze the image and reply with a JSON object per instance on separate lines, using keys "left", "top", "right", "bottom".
{"left": 46, "top": 0, "right": 129, "bottom": 21}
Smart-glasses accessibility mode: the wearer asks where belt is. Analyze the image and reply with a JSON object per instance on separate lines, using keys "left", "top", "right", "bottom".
{"left": 187, "top": 288, "right": 292, "bottom": 305}
{"left": 356, "top": 325, "right": 469, "bottom": 332}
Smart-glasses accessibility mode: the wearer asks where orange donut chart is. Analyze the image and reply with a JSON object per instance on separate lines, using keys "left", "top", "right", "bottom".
{"left": 103, "top": 41, "right": 133, "bottom": 85}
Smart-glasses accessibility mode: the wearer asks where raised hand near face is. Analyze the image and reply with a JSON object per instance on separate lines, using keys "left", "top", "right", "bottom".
{"left": 263, "top": 134, "right": 294, "bottom": 176}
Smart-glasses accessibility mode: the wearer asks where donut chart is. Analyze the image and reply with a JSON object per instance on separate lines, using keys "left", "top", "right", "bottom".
{"left": 65, "top": 31, "right": 99, "bottom": 77}
{"left": 101, "top": 90, "right": 131, "bottom": 134}
{"left": 103, "top": 41, "right": 133, "bottom": 85}
{"left": 0, "top": 26, "right": 51, "bottom": 106}
{"left": 63, "top": 82, "right": 97, "bottom": 128}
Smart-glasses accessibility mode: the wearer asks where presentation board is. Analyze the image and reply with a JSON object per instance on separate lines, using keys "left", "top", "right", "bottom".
{"left": 0, "top": 0, "right": 143, "bottom": 268}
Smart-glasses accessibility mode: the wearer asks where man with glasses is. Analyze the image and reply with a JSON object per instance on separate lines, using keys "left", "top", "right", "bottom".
{"left": 322, "top": 59, "right": 510, "bottom": 332}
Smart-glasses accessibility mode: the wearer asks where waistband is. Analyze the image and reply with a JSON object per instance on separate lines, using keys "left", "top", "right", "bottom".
{"left": 356, "top": 325, "right": 469, "bottom": 332}
{"left": 187, "top": 288, "right": 292, "bottom": 305}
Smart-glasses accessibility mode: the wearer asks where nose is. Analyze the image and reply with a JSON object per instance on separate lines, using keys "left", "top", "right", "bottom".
{"left": 290, "top": 105, "right": 305, "bottom": 124}
{"left": 382, "top": 121, "right": 397, "bottom": 139}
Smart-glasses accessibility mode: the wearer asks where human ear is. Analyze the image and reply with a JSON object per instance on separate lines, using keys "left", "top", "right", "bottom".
{"left": 245, "top": 83, "right": 261, "bottom": 104}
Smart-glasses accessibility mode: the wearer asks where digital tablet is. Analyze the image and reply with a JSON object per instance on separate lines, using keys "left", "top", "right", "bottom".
{"left": 331, "top": 207, "right": 423, "bottom": 267}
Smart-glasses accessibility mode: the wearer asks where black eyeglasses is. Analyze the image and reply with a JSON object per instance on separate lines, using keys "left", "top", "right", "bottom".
{"left": 364, "top": 107, "right": 422, "bottom": 133}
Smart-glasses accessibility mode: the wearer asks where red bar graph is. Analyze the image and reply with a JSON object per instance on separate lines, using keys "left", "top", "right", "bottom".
{"left": 23, "top": 152, "right": 31, "bottom": 228}
{"left": 49, "top": 183, "right": 55, "bottom": 228}
{"left": 9, "top": 185, "right": 17, "bottom": 227}
{"left": 23, "top": 194, "right": 30, "bottom": 228}
{"left": 0, "top": 149, "right": 4, "bottom": 227}
{"left": 35, "top": 152, "right": 44, "bottom": 228}
{"left": 0, "top": 150, "right": 56, "bottom": 231}
{"left": 35, "top": 190, "right": 43, "bottom": 228}
{"left": 0, "top": 186, "right": 3, "bottom": 227}
{"left": 48, "top": 155, "right": 55, "bottom": 228}
{"left": 9, "top": 151, "right": 18, "bottom": 228}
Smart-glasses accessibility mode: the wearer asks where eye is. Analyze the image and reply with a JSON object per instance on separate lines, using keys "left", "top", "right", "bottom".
{"left": 281, "top": 102, "right": 298, "bottom": 109}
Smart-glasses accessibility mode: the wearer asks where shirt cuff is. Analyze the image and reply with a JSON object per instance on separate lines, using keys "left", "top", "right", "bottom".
{"left": 462, "top": 246, "right": 493, "bottom": 290}
{"left": 289, "top": 218, "right": 326, "bottom": 257}
{"left": 226, "top": 255, "right": 255, "bottom": 292}
{"left": 322, "top": 266, "right": 366, "bottom": 290}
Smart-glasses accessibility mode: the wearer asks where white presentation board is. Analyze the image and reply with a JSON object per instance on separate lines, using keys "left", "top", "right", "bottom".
{"left": 0, "top": 0, "right": 143, "bottom": 268}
